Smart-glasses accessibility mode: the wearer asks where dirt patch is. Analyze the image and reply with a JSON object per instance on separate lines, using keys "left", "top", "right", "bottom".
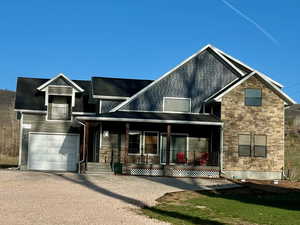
{"left": 157, "top": 180, "right": 300, "bottom": 204}
{"left": 156, "top": 191, "right": 201, "bottom": 204}
{"left": 233, "top": 179, "right": 300, "bottom": 194}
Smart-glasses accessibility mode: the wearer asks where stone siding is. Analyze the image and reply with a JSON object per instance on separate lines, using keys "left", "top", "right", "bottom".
{"left": 221, "top": 76, "right": 284, "bottom": 174}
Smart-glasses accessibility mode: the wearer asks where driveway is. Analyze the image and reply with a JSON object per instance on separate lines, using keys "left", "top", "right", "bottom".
{"left": 0, "top": 170, "right": 237, "bottom": 225}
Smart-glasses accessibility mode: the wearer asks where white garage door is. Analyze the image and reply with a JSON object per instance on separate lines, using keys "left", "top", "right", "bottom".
{"left": 28, "top": 133, "right": 80, "bottom": 171}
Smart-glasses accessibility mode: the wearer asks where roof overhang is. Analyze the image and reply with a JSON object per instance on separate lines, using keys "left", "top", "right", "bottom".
{"left": 76, "top": 116, "right": 223, "bottom": 126}
{"left": 92, "top": 95, "right": 129, "bottom": 100}
{"left": 211, "top": 46, "right": 284, "bottom": 88}
{"left": 37, "top": 73, "right": 84, "bottom": 92}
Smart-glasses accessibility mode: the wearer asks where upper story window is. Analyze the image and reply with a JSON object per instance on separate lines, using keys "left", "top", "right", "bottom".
{"left": 163, "top": 97, "right": 191, "bottom": 113}
{"left": 48, "top": 96, "right": 71, "bottom": 121}
{"left": 245, "top": 88, "right": 262, "bottom": 106}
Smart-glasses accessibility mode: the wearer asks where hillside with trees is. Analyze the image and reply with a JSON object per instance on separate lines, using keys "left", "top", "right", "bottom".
{"left": 0, "top": 89, "right": 19, "bottom": 166}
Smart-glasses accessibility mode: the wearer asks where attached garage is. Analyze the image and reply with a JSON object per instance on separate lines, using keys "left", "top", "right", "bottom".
{"left": 28, "top": 133, "right": 80, "bottom": 172}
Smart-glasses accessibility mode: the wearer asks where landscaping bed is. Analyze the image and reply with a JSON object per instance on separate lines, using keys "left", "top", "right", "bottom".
{"left": 143, "top": 180, "right": 300, "bottom": 225}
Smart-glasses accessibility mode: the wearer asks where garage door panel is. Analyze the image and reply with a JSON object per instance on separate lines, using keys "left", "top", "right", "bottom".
{"left": 28, "top": 133, "right": 79, "bottom": 172}
{"left": 29, "top": 161, "right": 77, "bottom": 171}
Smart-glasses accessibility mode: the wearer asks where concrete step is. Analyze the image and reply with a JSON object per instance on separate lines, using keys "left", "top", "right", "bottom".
{"left": 85, "top": 171, "right": 114, "bottom": 175}
{"left": 86, "top": 163, "right": 113, "bottom": 174}
{"left": 87, "top": 163, "right": 111, "bottom": 169}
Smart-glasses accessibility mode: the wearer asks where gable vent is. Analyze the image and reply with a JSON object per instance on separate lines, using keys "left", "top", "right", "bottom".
{"left": 48, "top": 86, "right": 73, "bottom": 96}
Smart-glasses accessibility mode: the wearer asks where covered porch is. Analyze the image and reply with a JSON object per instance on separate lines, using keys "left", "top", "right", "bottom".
{"left": 77, "top": 112, "right": 223, "bottom": 178}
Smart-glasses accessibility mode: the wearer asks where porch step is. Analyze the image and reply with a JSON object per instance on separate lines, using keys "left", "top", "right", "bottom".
{"left": 86, "top": 163, "right": 113, "bottom": 174}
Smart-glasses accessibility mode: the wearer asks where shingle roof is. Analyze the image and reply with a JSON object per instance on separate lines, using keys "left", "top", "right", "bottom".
{"left": 15, "top": 77, "right": 96, "bottom": 113}
{"left": 91, "top": 77, "right": 153, "bottom": 97}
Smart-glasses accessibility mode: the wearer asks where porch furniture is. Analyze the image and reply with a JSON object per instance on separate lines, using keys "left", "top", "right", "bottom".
{"left": 176, "top": 152, "right": 186, "bottom": 163}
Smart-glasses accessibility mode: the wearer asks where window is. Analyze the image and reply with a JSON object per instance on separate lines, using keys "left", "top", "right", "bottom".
{"left": 238, "top": 134, "right": 267, "bottom": 157}
{"left": 163, "top": 97, "right": 191, "bottom": 113}
{"left": 171, "top": 135, "right": 187, "bottom": 163}
{"left": 48, "top": 96, "right": 71, "bottom": 120}
{"left": 254, "top": 135, "right": 267, "bottom": 157}
{"left": 238, "top": 134, "right": 251, "bottom": 157}
{"left": 245, "top": 89, "right": 262, "bottom": 106}
{"left": 144, "top": 132, "right": 158, "bottom": 155}
{"left": 128, "top": 131, "right": 141, "bottom": 154}
{"left": 160, "top": 134, "right": 188, "bottom": 164}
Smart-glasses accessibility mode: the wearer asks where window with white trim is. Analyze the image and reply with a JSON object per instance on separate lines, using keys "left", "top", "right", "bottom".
{"left": 128, "top": 131, "right": 141, "bottom": 154}
{"left": 160, "top": 133, "right": 188, "bottom": 164}
{"left": 144, "top": 132, "right": 158, "bottom": 155}
{"left": 48, "top": 96, "right": 71, "bottom": 120}
{"left": 163, "top": 97, "right": 191, "bottom": 113}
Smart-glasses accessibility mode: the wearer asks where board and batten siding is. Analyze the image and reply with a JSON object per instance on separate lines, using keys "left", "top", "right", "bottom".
{"left": 101, "top": 100, "right": 124, "bottom": 114}
{"left": 120, "top": 49, "right": 239, "bottom": 113}
{"left": 20, "top": 113, "right": 80, "bottom": 169}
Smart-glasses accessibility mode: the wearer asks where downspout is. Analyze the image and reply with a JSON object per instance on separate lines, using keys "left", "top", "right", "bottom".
{"left": 77, "top": 120, "right": 86, "bottom": 174}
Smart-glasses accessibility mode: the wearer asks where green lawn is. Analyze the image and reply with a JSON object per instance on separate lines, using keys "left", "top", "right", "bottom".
{"left": 143, "top": 187, "right": 300, "bottom": 225}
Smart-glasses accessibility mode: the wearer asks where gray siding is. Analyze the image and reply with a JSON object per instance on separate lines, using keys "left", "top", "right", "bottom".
{"left": 121, "top": 49, "right": 239, "bottom": 113}
{"left": 20, "top": 113, "right": 80, "bottom": 168}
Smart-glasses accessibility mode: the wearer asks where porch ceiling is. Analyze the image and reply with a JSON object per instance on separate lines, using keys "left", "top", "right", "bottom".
{"left": 76, "top": 111, "right": 223, "bottom": 126}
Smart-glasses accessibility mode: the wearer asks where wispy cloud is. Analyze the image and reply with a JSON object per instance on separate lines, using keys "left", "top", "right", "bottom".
{"left": 220, "top": 0, "right": 279, "bottom": 46}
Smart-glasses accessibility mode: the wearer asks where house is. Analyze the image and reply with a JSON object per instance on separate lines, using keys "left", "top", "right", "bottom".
{"left": 14, "top": 44, "right": 296, "bottom": 180}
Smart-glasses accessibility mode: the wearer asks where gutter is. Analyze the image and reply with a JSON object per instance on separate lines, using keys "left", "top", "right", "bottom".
{"left": 76, "top": 116, "right": 223, "bottom": 126}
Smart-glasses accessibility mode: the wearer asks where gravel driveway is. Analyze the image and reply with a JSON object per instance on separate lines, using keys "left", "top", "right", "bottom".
{"left": 0, "top": 170, "right": 237, "bottom": 225}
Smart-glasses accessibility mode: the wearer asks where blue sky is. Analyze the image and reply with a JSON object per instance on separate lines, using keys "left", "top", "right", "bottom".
{"left": 0, "top": 1, "right": 299, "bottom": 102}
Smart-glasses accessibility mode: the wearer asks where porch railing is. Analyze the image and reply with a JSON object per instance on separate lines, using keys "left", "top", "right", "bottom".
{"left": 130, "top": 151, "right": 220, "bottom": 167}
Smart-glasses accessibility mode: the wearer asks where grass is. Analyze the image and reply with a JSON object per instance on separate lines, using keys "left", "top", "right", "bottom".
{"left": 143, "top": 187, "right": 300, "bottom": 225}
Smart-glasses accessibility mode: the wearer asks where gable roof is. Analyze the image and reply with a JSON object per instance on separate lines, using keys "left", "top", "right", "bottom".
{"left": 205, "top": 71, "right": 295, "bottom": 105}
{"left": 15, "top": 77, "right": 95, "bottom": 112}
{"left": 211, "top": 46, "right": 284, "bottom": 88}
{"left": 111, "top": 44, "right": 292, "bottom": 111}
{"left": 110, "top": 44, "right": 214, "bottom": 112}
{"left": 91, "top": 76, "right": 152, "bottom": 99}
{"left": 37, "top": 73, "right": 84, "bottom": 92}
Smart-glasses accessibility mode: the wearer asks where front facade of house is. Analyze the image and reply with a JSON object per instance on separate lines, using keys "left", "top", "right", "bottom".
{"left": 15, "top": 45, "right": 295, "bottom": 179}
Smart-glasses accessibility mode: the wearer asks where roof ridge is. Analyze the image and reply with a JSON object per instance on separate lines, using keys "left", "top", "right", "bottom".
{"left": 92, "top": 76, "right": 153, "bottom": 81}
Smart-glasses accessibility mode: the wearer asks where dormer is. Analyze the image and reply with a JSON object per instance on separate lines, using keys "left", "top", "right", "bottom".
{"left": 37, "top": 73, "right": 84, "bottom": 121}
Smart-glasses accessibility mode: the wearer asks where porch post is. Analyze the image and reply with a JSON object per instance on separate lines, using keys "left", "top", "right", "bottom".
{"left": 166, "top": 124, "right": 171, "bottom": 165}
{"left": 84, "top": 121, "right": 91, "bottom": 170}
{"left": 220, "top": 126, "right": 224, "bottom": 173}
{"left": 124, "top": 123, "right": 130, "bottom": 165}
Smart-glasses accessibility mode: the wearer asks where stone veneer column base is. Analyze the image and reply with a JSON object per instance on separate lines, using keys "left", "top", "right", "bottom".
{"left": 222, "top": 170, "right": 282, "bottom": 180}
